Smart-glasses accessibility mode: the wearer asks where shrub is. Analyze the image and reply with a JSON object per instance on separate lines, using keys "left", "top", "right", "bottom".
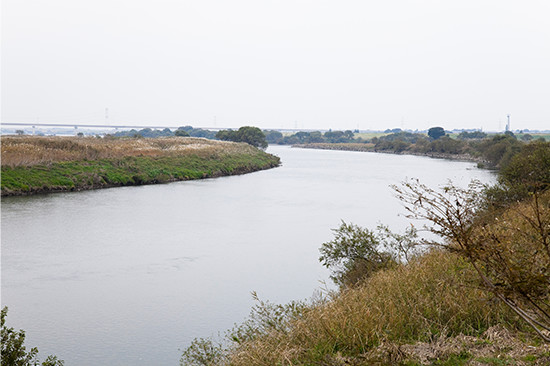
{"left": 1, "top": 307, "right": 64, "bottom": 366}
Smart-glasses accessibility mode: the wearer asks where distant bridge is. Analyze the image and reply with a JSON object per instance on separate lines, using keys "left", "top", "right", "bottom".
{"left": 1, "top": 122, "right": 216, "bottom": 130}
{"left": 1, "top": 122, "right": 325, "bottom": 133}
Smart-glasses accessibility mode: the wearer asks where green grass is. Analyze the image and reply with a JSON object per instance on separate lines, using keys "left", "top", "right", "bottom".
{"left": 1, "top": 152, "right": 280, "bottom": 196}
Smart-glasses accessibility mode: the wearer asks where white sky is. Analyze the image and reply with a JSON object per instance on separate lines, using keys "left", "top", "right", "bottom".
{"left": 2, "top": 0, "right": 549, "bottom": 131}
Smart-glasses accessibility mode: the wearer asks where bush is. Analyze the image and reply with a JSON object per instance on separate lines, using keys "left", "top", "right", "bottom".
{"left": 319, "top": 222, "right": 418, "bottom": 288}
{"left": 221, "top": 251, "right": 516, "bottom": 366}
{"left": 1, "top": 307, "right": 64, "bottom": 366}
{"left": 395, "top": 178, "right": 550, "bottom": 341}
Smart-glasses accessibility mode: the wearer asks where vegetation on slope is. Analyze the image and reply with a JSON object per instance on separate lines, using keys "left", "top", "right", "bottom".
{"left": 181, "top": 140, "right": 550, "bottom": 365}
{"left": 284, "top": 128, "right": 549, "bottom": 169}
{"left": 1, "top": 136, "right": 280, "bottom": 196}
{"left": 1, "top": 307, "right": 64, "bottom": 366}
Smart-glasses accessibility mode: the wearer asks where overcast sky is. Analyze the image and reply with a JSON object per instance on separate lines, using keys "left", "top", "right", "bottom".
{"left": 2, "top": 0, "right": 549, "bottom": 131}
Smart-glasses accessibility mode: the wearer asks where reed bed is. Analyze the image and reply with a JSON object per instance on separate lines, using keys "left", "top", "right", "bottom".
{"left": 1, "top": 136, "right": 261, "bottom": 167}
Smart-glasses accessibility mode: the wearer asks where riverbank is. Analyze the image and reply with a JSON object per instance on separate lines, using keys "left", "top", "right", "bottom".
{"left": 1, "top": 136, "right": 280, "bottom": 196}
{"left": 293, "top": 142, "right": 489, "bottom": 165}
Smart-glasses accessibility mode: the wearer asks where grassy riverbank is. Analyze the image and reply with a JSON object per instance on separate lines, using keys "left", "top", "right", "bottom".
{"left": 182, "top": 140, "right": 550, "bottom": 366}
{"left": 293, "top": 132, "right": 550, "bottom": 169}
{"left": 294, "top": 142, "right": 486, "bottom": 164}
{"left": 1, "top": 136, "right": 280, "bottom": 196}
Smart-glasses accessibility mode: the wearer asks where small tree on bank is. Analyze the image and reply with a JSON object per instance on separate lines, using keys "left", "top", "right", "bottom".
{"left": 1, "top": 307, "right": 64, "bottom": 365}
{"left": 319, "top": 222, "right": 418, "bottom": 288}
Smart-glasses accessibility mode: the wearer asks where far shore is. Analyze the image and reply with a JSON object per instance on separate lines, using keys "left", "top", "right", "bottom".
{"left": 1, "top": 136, "right": 280, "bottom": 196}
{"left": 292, "top": 142, "right": 490, "bottom": 165}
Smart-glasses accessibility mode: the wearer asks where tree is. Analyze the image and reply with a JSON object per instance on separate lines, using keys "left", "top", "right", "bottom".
{"left": 15, "top": 130, "right": 24, "bottom": 136}
{"left": 319, "top": 222, "right": 418, "bottom": 288}
{"left": 237, "top": 126, "right": 268, "bottom": 149}
{"left": 263, "top": 130, "right": 283, "bottom": 144}
{"left": 520, "top": 134, "right": 533, "bottom": 141}
{"left": 216, "top": 127, "right": 268, "bottom": 149}
{"left": 215, "top": 129, "right": 239, "bottom": 142}
{"left": 457, "top": 131, "right": 487, "bottom": 140}
{"left": 1, "top": 307, "right": 64, "bottom": 366}
{"left": 499, "top": 140, "right": 550, "bottom": 192}
{"left": 427, "top": 126, "right": 445, "bottom": 140}
{"left": 175, "top": 129, "right": 190, "bottom": 137}
{"left": 393, "top": 179, "right": 550, "bottom": 341}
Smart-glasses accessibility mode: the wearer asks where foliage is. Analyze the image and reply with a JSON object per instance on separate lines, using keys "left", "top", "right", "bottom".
{"left": 377, "top": 131, "right": 426, "bottom": 144}
{"left": 111, "top": 126, "right": 217, "bottom": 139}
{"left": 384, "top": 128, "right": 402, "bottom": 133}
{"left": 520, "top": 133, "right": 533, "bottom": 141}
{"left": 425, "top": 136, "right": 468, "bottom": 154}
{"left": 474, "top": 134, "right": 522, "bottom": 168}
{"left": 267, "top": 130, "right": 358, "bottom": 145}
{"left": 319, "top": 222, "right": 419, "bottom": 288}
{"left": 180, "top": 338, "right": 224, "bottom": 366}
{"left": 180, "top": 293, "right": 307, "bottom": 366}
{"left": 262, "top": 130, "right": 283, "bottom": 144}
{"left": 113, "top": 127, "right": 175, "bottom": 138}
{"left": 319, "top": 222, "right": 395, "bottom": 287}
{"left": 458, "top": 130, "right": 487, "bottom": 140}
{"left": 1, "top": 307, "right": 64, "bottom": 366}
{"left": 227, "top": 292, "right": 307, "bottom": 345}
{"left": 394, "top": 179, "right": 550, "bottom": 341}
{"left": 499, "top": 140, "right": 550, "bottom": 192}
{"left": 482, "top": 140, "right": 550, "bottom": 207}
{"left": 175, "top": 129, "right": 190, "bottom": 137}
{"left": 1, "top": 136, "right": 280, "bottom": 195}
{"left": 201, "top": 250, "right": 518, "bottom": 366}
{"left": 428, "top": 126, "right": 446, "bottom": 140}
{"left": 215, "top": 126, "right": 268, "bottom": 149}
{"left": 176, "top": 126, "right": 217, "bottom": 139}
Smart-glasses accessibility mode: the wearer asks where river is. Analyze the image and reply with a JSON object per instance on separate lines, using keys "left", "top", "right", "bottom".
{"left": 1, "top": 146, "right": 496, "bottom": 365}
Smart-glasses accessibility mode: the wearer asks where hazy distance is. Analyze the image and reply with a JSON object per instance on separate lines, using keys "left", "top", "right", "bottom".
{"left": 2, "top": 0, "right": 549, "bottom": 132}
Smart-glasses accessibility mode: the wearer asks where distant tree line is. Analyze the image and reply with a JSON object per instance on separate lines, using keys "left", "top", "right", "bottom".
{"left": 113, "top": 126, "right": 217, "bottom": 139}
{"left": 264, "top": 129, "right": 357, "bottom": 145}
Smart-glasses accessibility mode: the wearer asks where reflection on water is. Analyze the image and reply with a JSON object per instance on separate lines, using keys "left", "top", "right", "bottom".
{"left": 1, "top": 146, "right": 496, "bottom": 365}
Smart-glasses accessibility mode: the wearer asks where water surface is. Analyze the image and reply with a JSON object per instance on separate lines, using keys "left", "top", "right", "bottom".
{"left": 1, "top": 146, "right": 496, "bottom": 365}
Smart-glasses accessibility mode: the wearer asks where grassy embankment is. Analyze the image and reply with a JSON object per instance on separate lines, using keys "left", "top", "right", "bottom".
{"left": 294, "top": 132, "right": 550, "bottom": 168}
{"left": 182, "top": 141, "right": 550, "bottom": 366}
{"left": 1, "top": 136, "right": 280, "bottom": 196}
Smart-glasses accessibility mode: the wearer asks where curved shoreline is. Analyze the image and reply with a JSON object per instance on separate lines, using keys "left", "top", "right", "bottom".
{"left": 292, "top": 143, "right": 489, "bottom": 165}
{"left": 1, "top": 136, "right": 280, "bottom": 197}
{"left": 1, "top": 157, "right": 280, "bottom": 197}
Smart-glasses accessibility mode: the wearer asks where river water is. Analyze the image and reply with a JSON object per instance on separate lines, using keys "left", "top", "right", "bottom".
{"left": 1, "top": 146, "right": 495, "bottom": 365}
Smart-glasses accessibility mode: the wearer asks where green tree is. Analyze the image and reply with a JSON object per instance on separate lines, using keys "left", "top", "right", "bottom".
{"left": 216, "top": 127, "right": 268, "bottom": 149}
{"left": 263, "top": 130, "right": 283, "bottom": 144}
{"left": 215, "top": 129, "right": 239, "bottom": 142}
{"left": 458, "top": 131, "right": 487, "bottom": 140}
{"left": 236, "top": 126, "right": 268, "bottom": 149}
{"left": 319, "top": 222, "right": 417, "bottom": 288}
{"left": 427, "top": 126, "right": 445, "bottom": 140}
{"left": 499, "top": 140, "right": 550, "bottom": 192}
{"left": 175, "top": 129, "right": 190, "bottom": 137}
{"left": 1, "top": 307, "right": 64, "bottom": 366}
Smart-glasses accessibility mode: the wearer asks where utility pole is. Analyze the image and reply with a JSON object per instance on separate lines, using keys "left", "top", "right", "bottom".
{"left": 506, "top": 114, "right": 511, "bottom": 132}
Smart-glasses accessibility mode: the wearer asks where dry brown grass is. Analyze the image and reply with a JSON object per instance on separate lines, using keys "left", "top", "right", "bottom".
{"left": 225, "top": 250, "right": 520, "bottom": 366}
{"left": 1, "top": 136, "right": 260, "bottom": 167}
